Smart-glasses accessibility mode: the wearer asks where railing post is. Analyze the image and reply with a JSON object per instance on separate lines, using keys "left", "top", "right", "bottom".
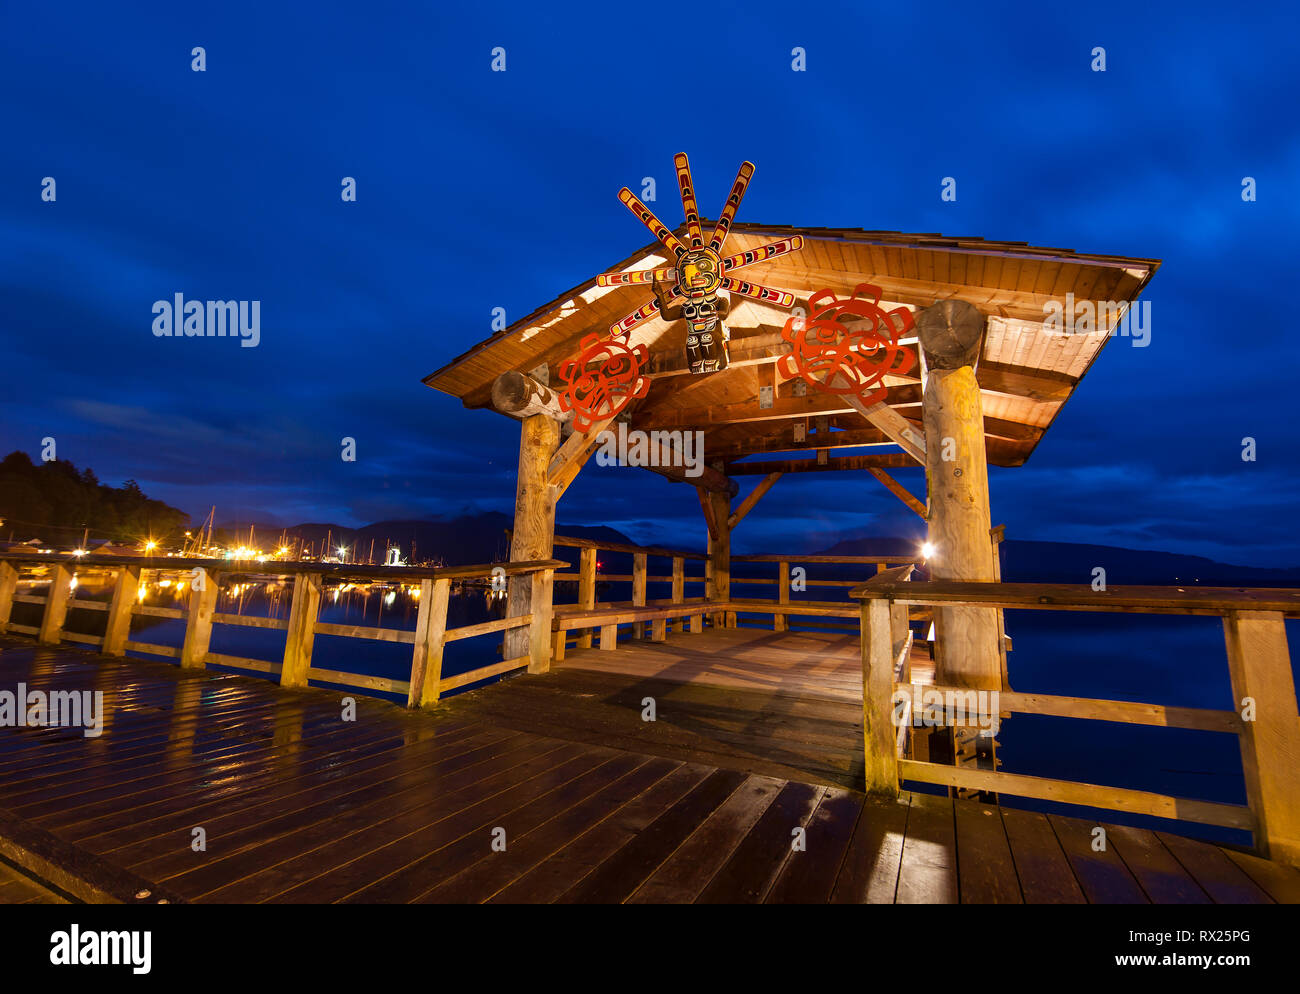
{"left": 631, "top": 552, "right": 647, "bottom": 639}
{"left": 280, "top": 571, "right": 322, "bottom": 687}
{"left": 102, "top": 564, "right": 141, "bottom": 656}
{"left": 860, "top": 595, "right": 900, "bottom": 797}
{"left": 38, "top": 562, "right": 73, "bottom": 645}
{"left": 671, "top": 556, "right": 684, "bottom": 633}
{"left": 409, "top": 576, "right": 450, "bottom": 706}
{"left": 1223, "top": 609, "right": 1300, "bottom": 866}
{"left": 528, "top": 568, "right": 553, "bottom": 674}
{"left": 577, "top": 547, "right": 597, "bottom": 649}
{"left": 776, "top": 561, "right": 789, "bottom": 632}
{"left": 0, "top": 560, "right": 18, "bottom": 635}
{"left": 180, "top": 567, "right": 219, "bottom": 669}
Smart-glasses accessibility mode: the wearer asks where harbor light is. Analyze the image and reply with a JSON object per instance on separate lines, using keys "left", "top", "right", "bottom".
{"left": 72, "top": 548, "right": 86, "bottom": 557}
{"left": 921, "top": 542, "right": 936, "bottom": 560}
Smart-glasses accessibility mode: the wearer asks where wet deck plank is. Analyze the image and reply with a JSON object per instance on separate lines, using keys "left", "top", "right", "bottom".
{"left": 1, "top": 636, "right": 1297, "bottom": 904}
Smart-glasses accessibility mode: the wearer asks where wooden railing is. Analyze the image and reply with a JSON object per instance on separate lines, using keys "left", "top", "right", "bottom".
{"left": 542, "top": 535, "right": 925, "bottom": 648}
{"left": 730, "top": 554, "right": 919, "bottom": 633}
{"left": 0, "top": 552, "right": 562, "bottom": 708}
{"left": 548, "top": 534, "right": 707, "bottom": 649}
{"left": 852, "top": 578, "right": 1300, "bottom": 866}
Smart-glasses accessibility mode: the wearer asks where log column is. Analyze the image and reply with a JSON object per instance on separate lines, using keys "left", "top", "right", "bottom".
{"left": 917, "top": 299, "right": 1001, "bottom": 693}
{"left": 706, "top": 490, "right": 732, "bottom": 628}
{"left": 505, "top": 413, "right": 560, "bottom": 660}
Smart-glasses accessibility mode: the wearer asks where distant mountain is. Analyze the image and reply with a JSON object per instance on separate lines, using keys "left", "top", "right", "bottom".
{"left": 222, "top": 512, "right": 638, "bottom": 567}
{"left": 818, "top": 536, "right": 1300, "bottom": 587}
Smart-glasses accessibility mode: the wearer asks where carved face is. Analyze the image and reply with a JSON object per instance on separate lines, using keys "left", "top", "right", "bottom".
{"left": 677, "top": 248, "right": 722, "bottom": 298}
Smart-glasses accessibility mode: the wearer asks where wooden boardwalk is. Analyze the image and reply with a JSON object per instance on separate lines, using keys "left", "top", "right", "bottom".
{"left": 0, "top": 633, "right": 1297, "bottom": 904}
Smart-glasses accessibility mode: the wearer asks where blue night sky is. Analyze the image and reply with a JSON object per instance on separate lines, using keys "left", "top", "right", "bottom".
{"left": 2, "top": 2, "right": 1298, "bottom": 565}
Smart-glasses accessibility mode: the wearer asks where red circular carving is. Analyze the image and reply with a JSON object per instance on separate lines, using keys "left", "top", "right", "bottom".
{"left": 777, "top": 283, "right": 915, "bottom": 406}
{"left": 556, "top": 333, "right": 651, "bottom": 433}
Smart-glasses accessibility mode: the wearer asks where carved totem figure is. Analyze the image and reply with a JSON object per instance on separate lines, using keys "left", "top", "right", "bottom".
{"left": 596, "top": 154, "right": 804, "bottom": 374}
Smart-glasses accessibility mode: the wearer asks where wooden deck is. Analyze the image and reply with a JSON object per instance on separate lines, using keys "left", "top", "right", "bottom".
{"left": 1, "top": 633, "right": 1297, "bottom": 904}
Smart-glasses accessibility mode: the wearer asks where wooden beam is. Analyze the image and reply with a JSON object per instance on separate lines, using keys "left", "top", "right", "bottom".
{"left": 409, "top": 576, "right": 450, "bottom": 706}
{"left": 631, "top": 386, "right": 921, "bottom": 429}
{"left": 917, "top": 299, "right": 1000, "bottom": 692}
{"left": 280, "top": 572, "right": 322, "bottom": 687}
{"left": 775, "top": 561, "right": 789, "bottom": 632}
{"left": 507, "top": 413, "right": 560, "bottom": 659}
{"left": 0, "top": 561, "right": 18, "bottom": 635}
{"left": 726, "top": 472, "right": 782, "bottom": 530}
{"left": 868, "top": 467, "right": 926, "bottom": 518}
{"left": 547, "top": 415, "right": 614, "bottom": 490}
{"left": 727, "top": 453, "right": 915, "bottom": 474}
{"left": 179, "top": 567, "right": 220, "bottom": 669}
{"left": 576, "top": 547, "right": 597, "bottom": 648}
{"left": 631, "top": 552, "right": 647, "bottom": 640}
{"left": 1223, "top": 610, "right": 1300, "bottom": 865}
{"left": 549, "top": 432, "right": 601, "bottom": 499}
{"left": 707, "top": 490, "right": 732, "bottom": 628}
{"left": 102, "top": 564, "right": 141, "bottom": 656}
{"left": 697, "top": 486, "right": 718, "bottom": 541}
{"left": 38, "top": 563, "right": 72, "bottom": 645}
{"left": 671, "top": 556, "right": 685, "bottom": 634}
{"left": 491, "top": 370, "right": 573, "bottom": 424}
{"left": 861, "top": 597, "right": 900, "bottom": 796}
{"left": 528, "top": 569, "right": 554, "bottom": 674}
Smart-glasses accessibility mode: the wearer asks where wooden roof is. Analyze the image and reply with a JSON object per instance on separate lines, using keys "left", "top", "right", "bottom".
{"left": 424, "top": 222, "right": 1159, "bottom": 469}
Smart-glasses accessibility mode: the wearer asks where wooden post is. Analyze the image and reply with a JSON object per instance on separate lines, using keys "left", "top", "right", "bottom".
{"left": 577, "top": 546, "right": 597, "bottom": 649}
{"left": 631, "top": 552, "right": 647, "bottom": 639}
{"left": 991, "top": 524, "right": 1010, "bottom": 690}
{"left": 179, "top": 567, "right": 219, "bottom": 669}
{"left": 917, "top": 299, "right": 1000, "bottom": 692}
{"left": 671, "top": 556, "right": 684, "bottom": 633}
{"left": 102, "top": 564, "right": 141, "bottom": 656}
{"left": 707, "top": 490, "right": 731, "bottom": 628}
{"left": 528, "top": 568, "right": 554, "bottom": 674}
{"left": 38, "top": 563, "right": 73, "bottom": 645}
{"left": 1224, "top": 610, "right": 1300, "bottom": 865}
{"left": 775, "top": 561, "right": 789, "bottom": 632}
{"left": 600, "top": 623, "right": 617, "bottom": 650}
{"left": 861, "top": 597, "right": 900, "bottom": 796}
{"left": 409, "top": 577, "right": 450, "bottom": 706}
{"left": 506, "top": 413, "right": 561, "bottom": 659}
{"left": 0, "top": 561, "right": 18, "bottom": 635}
{"left": 280, "top": 572, "right": 322, "bottom": 687}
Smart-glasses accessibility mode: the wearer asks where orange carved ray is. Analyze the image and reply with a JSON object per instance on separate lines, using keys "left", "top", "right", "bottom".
{"left": 709, "top": 161, "right": 755, "bottom": 252}
{"left": 720, "top": 235, "right": 804, "bottom": 274}
{"left": 618, "top": 188, "right": 688, "bottom": 260}
{"left": 720, "top": 276, "right": 795, "bottom": 308}
{"left": 596, "top": 268, "right": 677, "bottom": 288}
{"left": 674, "top": 153, "right": 703, "bottom": 249}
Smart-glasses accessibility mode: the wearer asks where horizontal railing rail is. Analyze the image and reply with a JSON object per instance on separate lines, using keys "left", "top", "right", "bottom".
{"left": 0, "top": 553, "right": 563, "bottom": 708}
{"left": 852, "top": 578, "right": 1300, "bottom": 866}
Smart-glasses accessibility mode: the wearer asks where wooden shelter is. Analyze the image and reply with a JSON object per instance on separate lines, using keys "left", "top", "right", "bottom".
{"left": 425, "top": 220, "right": 1161, "bottom": 698}
{"left": 425, "top": 222, "right": 1159, "bottom": 475}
